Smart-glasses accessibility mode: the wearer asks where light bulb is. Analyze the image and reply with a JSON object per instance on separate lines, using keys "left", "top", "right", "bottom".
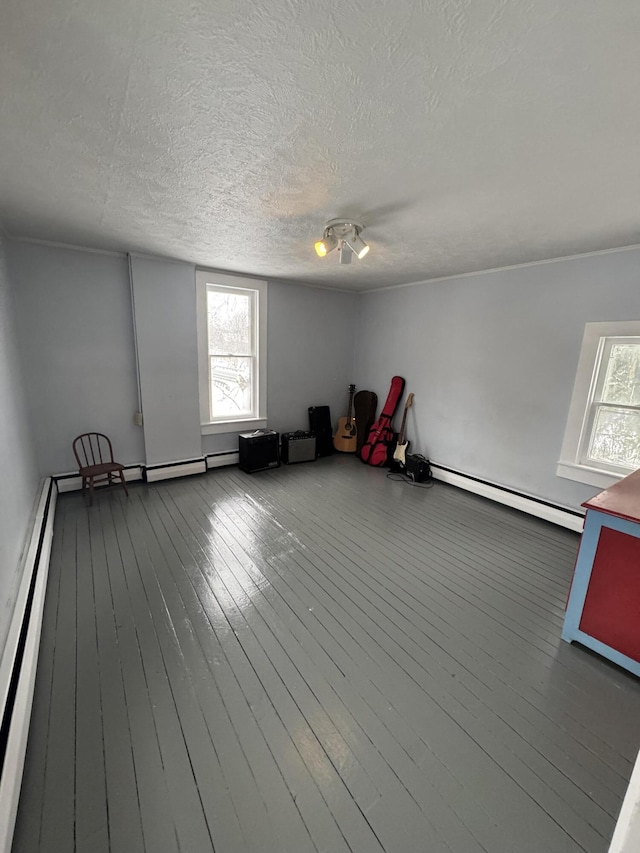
{"left": 344, "top": 231, "right": 369, "bottom": 259}
{"left": 314, "top": 230, "right": 338, "bottom": 257}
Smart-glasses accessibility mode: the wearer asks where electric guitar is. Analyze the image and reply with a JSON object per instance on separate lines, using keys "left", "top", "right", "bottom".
{"left": 392, "top": 392, "right": 414, "bottom": 467}
{"left": 333, "top": 384, "right": 358, "bottom": 452}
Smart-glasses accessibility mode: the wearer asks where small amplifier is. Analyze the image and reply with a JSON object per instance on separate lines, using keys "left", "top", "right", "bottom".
{"left": 281, "top": 431, "right": 316, "bottom": 464}
{"left": 405, "top": 453, "right": 432, "bottom": 483}
{"left": 238, "top": 430, "right": 280, "bottom": 473}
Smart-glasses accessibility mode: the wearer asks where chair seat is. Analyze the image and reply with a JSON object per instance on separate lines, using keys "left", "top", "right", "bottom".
{"left": 79, "top": 461, "right": 125, "bottom": 477}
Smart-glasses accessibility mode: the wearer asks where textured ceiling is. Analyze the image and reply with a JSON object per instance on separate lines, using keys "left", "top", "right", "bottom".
{"left": 1, "top": 0, "right": 639, "bottom": 291}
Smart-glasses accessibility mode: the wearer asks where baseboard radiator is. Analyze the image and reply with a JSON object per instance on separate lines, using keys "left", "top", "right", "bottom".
{"left": 430, "top": 463, "right": 585, "bottom": 532}
{"left": 55, "top": 452, "right": 239, "bottom": 492}
{"left": 608, "top": 749, "right": 640, "bottom": 853}
{"left": 0, "top": 479, "right": 56, "bottom": 853}
{"left": 55, "top": 455, "right": 584, "bottom": 531}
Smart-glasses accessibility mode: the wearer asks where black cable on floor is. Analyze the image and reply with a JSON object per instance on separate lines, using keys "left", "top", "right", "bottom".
{"left": 386, "top": 471, "right": 434, "bottom": 489}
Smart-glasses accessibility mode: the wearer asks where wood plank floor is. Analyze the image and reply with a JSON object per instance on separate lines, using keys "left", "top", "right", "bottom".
{"left": 12, "top": 455, "right": 640, "bottom": 853}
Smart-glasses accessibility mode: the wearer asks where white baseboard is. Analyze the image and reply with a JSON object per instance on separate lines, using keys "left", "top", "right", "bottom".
{"left": 206, "top": 451, "right": 239, "bottom": 469}
{"left": 146, "top": 459, "right": 206, "bottom": 482}
{"left": 431, "top": 464, "right": 585, "bottom": 532}
{"left": 608, "top": 749, "right": 640, "bottom": 853}
{"left": 55, "top": 457, "right": 216, "bottom": 489}
{"left": 56, "top": 465, "right": 144, "bottom": 493}
{"left": 0, "top": 479, "right": 56, "bottom": 853}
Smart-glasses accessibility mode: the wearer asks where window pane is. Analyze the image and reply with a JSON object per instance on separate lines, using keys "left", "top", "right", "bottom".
{"left": 210, "top": 356, "right": 252, "bottom": 418}
{"left": 588, "top": 406, "right": 640, "bottom": 468}
{"left": 601, "top": 343, "right": 640, "bottom": 405}
{"left": 207, "top": 290, "right": 253, "bottom": 356}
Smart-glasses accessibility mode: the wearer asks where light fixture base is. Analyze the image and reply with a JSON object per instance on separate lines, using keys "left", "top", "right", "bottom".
{"left": 324, "top": 218, "right": 365, "bottom": 239}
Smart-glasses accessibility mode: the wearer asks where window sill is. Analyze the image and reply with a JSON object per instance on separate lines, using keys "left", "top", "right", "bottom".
{"left": 201, "top": 418, "right": 268, "bottom": 436}
{"left": 556, "top": 461, "right": 626, "bottom": 490}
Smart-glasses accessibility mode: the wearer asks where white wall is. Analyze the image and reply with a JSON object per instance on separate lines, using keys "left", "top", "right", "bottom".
{"left": 8, "top": 242, "right": 360, "bottom": 468}
{"left": 268, "top": 280, "right": 359, "bottom": 433}
{"left": 129, "top": 255, "right": 202, "bottom": 466}
{"left": 355, "top": 248, "right": 640, "bottom": 511}
{"left": 16, "top": 236, "right": 638, "bottom": 514}
{"left": 202, "top": 280, "right": 360, "bottom": 454}
{"left": 9, "top": 242, "right": 146, "bottom": 474}
{"left": 0, "top": 233, "right": 39, "bottom": 658}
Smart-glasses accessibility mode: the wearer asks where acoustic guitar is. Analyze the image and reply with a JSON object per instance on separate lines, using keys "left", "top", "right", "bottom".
{"left": 392, "top": 392, "right": 414, "bottom": 467}
{"left": 333, "top": 384, "right": 358, "bottom": 452}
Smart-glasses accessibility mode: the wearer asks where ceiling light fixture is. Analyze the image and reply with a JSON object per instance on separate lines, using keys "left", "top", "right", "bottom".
{"left": 314, "top": 228, "right": 338, "bottom": 257}
{"left": 344, "top": 230, "right": 370, "bottom": 260}
{"left": 314, "top": 219, "right": 369, "bottom": 262}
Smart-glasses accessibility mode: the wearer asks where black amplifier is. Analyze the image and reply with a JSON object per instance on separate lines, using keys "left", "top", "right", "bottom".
{"left": 405, "top": 453, "right": 432, "bottom": 483}
{"left": 238, "top": 430, "right": 280, "bottom": 473}
{"left": 281, "top": 431, "right": 316, "bottom": 464}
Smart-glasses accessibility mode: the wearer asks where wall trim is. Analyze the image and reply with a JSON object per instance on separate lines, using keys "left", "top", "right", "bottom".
{"left": 53, "top": 457, "right": 216, "bottom": 490}
{"left": 146, "top": 458, "right": 206, "bottom": 482}
{"left": 360, "top": 242, "right": 640, "bottom": 294}
{"left": 128, "top": 251, "right": 195, "bottom": 267}
{"left": 55, "top": 465, "right": 144, "bottom": 493}
{"left": 430, "top": 463, "right": 584, "bottom": 532}
{"left": 206, "top": 451, "right": 240, "bottom": 469}
{"left": 556, "top": 461, "right": 622, "bottom": 491}
{"left": 9, "top": 235, "right": 640, "bottom": 297}
{"left": 608, "top": 749, "right": 640, "bottom": 853}
{"left": 0, "top": 479, "right": 56, "bottom": 853}
{"left": 7, "top": 235, "right": 125, "bottom": 258}
{"left": 201, "top": 418, "right": 268, "bottom": 436}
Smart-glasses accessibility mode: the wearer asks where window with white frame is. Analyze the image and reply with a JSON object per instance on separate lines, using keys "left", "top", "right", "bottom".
{"left": 558, "top": 321, "right": 640, "bottom": 488}
{"left": 196, "top": 271, "right": 267, "bottom": 435}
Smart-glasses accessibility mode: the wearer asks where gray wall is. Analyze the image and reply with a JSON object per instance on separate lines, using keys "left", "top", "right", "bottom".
{"left": 0, "top": 233, "right": 39, "bottom": 657}
{"left": 355, "top": 248, "right": 640, "bottom": 511}
{"left": 9, "top": 242, "right": 145, "bottom": 474}
{"left": 9, "top": 242, "right": 359, "bottom": 468}
{"left": 268, "top": 280, "right": 359, "bottom": 433}
{"left": 15, "top": 234, "right": 638, "bottom": 514}
{"left": 129, "top": 255, "right": 201, "bottom": 466}
{"left": 202, "top": 280, "right": 359, "bottom": 453}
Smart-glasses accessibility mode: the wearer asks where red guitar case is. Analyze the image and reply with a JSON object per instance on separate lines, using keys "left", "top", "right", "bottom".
{"left": 360, "top": 376, "right": 405, "bottom": 467}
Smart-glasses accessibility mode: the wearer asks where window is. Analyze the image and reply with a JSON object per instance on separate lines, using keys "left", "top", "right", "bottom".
{"left": 196, "top": 271, "right": 267, "bottom": 434}
{"left": 558, "top": 321, "right": 640, "bottom": 488}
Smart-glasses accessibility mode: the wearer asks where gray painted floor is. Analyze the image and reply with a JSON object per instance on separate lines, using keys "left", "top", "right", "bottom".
{"left": 12, "top": 456, "right": 640, "bottom": 853}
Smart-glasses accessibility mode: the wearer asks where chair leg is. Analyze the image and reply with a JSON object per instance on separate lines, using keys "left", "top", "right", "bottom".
{"left": 81, "top": 476, "right": 90, "bottom": 506}
{"left": 119, "top": 471, "right": 129, "bottom": 497}
{"left": 88, "top": 477, "right": 94, "bottom": 507}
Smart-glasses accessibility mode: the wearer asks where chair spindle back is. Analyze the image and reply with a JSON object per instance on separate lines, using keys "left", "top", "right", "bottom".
{"left": 73, "top": 433, "right": 115, "bottom": 469}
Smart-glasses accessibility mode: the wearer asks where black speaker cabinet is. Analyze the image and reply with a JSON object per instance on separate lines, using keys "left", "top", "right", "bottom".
{"left": 281, "top": 431, "right": 316, "bottom": 464}
{"left": 308, "top": 406, "right": 333, "bottom": 457}
{"left": 238, "top": 430, "right": 280, "bottom": 473}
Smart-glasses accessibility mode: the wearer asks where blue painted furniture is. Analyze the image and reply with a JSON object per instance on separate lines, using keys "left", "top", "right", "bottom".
{"left": 562, "top": 468, "right": 640, "bottom": 678}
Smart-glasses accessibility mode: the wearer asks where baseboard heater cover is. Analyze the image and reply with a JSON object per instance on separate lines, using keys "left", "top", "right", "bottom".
{"left": 0, "top": 479, "right": 56, "bottom": 853}
{"left": 145, "top": 458, "right": 206, "bottom": 482}
{"left": 54, "top": 455, "right": 231, "bottom": 490}
{"left": 206, "top": 451, "right": 239, "bottom": 469}
{"left": 55, "top": 464, "right": 144, "bottom": 493}
{"left": 430, "top": 463, "right": 585, "bottom": 532}
{"left": 608, "top": 748, "right": 640, "bottom": 853}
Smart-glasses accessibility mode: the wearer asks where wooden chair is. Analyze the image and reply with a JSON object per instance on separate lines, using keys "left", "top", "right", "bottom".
{"left": 72, "top": 433, "right": 129, "bottom": 506}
